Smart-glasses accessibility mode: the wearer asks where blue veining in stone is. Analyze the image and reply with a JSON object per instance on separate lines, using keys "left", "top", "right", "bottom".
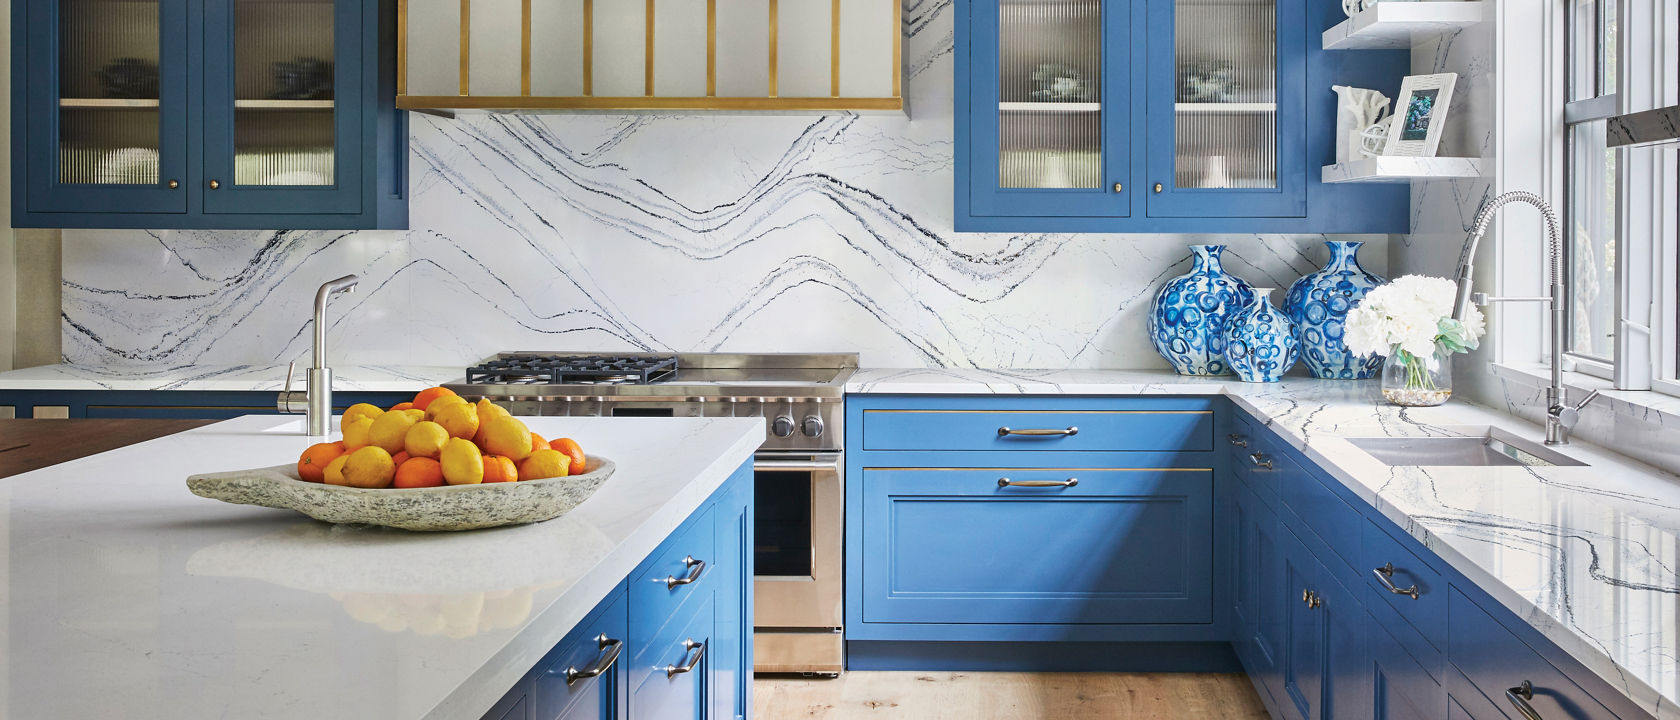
{"left": 1224, "top": 287, "right": 1299, "bottom": 383}
{"left": 1285, "top": 240, "right": 1385, "bottom": 379}
{"left": 1148, "top": 245, "right": 1253, "bottom": 376}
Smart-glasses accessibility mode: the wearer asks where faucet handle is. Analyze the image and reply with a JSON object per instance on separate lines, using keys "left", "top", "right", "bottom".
{"left": 277, "top": 361, "right": 308, "bottom": 415}
{"left": 283, "top": 361, "right": 296, "bottom": 393}
{"left": 1554, "top": 389, "right": 1602, "bottom": 432}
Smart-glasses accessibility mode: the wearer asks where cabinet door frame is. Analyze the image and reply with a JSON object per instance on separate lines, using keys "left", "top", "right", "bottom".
{"left": 22, "top": 0, "right": 191, "bottom": 214}
{"left": 1142, "top": 0, "right": 1307, "bottom": 218}
{"left": 199, "top": 0, "right": 365, "bottom": 216}
{"left": 960, "top": 0, "right": 1133, "bottom": 219}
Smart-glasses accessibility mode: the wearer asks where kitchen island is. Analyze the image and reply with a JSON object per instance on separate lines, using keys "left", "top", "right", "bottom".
{"left": 0, "top": 414, "right": 761, "bottom": 719}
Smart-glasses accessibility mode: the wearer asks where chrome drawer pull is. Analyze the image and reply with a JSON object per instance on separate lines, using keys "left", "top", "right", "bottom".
{"left": 556, "top": 634, "right": 622, "bottom": 686}
{"left": 1249, "top": 453, "right": 1274, "bottom": 469}
{"left": 666, "top": 556, "right": 706, "bottom": 589}
{"left": 1227, "top": 433, "right": 1249, "bottom": 447}
{"left": 1373, "top": 563, "right": 1420, "bottom": 599}
{"left": 666, "top": 639, "right": 706, "bottom": 678}
{"left": 997, "top": 426, "right": 1078, "bottom": 437}
{"left": 1506, "top": 680, "right": 1543, "bottom": 720}
{"left": 997, "top": 477, "right": 1079, "bottom": 488}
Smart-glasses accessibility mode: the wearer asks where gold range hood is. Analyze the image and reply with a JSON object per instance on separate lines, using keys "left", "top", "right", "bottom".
{"left": 397, "top": 0, "right": 903, "bottom": 113}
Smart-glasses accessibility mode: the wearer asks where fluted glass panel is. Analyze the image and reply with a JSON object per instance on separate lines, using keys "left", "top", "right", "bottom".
{"left": 58, "top": 0, "right": 161, "bottom": 184}
{"left": 997, "top": 0, "right": 1100, "bottom": 190}
{"left": 232, "top": 0, "right": 336, "bottom": 186}
{"left": 1174, "top": 0, "right": 1276, "bottom": 189}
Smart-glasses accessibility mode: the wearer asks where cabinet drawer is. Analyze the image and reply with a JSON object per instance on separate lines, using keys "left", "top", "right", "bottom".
{"left": 630, "top": 505, "right": 716, "bottom": 663}
{"left": 860, "top": 468, "right": 1214, "bottom": 625}
{"left": 1279, "top": 457, "right": 1361, "bottom": 576}
{"left": 1364, "top": 519, "right": 1446, "bottom": 656}
{"left": 1372, "top": 621, "right": 1443, "bottom": 720}
{"left": 629, "top": 593, "right": 714, "bottom": 720}
{"left": 860, "top": 408, "right": 1214, "bottom": 452}
{"left": 1449, "top": 586, "right": 1620, "bottom": 720}
{"left": 534, "top": 591, "right": 628, "bottom": 720}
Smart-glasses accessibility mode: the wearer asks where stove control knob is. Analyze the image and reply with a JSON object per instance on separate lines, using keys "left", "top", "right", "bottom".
{"left": 771, "top": 415, "right": 796, "bottom": 438}
{"left": 801, "top": 415, "right": 824, "bottom": 438}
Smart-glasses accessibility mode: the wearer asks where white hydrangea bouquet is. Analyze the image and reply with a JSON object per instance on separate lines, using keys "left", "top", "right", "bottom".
{"left": 1345, "top": 275, "right": 1486, "bottom": 406}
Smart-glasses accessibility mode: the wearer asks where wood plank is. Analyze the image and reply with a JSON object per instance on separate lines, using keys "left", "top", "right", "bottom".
{"left": 0, "top": 419, "right": 215, "bottom": 478}
{"left": 753, "top": 671, "right": 1269, "bottom": 719}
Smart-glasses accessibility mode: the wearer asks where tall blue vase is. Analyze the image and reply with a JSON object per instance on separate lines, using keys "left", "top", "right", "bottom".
{"left": 1284, "top": 240, "right": 1386, "bottom": 379}
{"left": 1148, "top": 245, "right": 1253, "bottom": 376}
{"left": 1224, "top": 287, "right": 1300, "bottom": 383}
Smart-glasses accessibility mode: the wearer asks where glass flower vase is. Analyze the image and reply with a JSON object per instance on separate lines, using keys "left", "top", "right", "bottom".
{"left": 1381, "top": 345, "right": 1453, "bottom": 407}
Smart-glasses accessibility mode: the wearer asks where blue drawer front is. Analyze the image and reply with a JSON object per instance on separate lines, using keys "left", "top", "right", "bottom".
{"left": 1279, "top": 458, "right": 1363, "bottom": 578}
{"left": 1372, "top": 621, "right": 1443, "bottom": 720}
{"left": 861, "top": 408, "right": 1215, "bottom": 453}
{"left": 860, "top": 467, "right": 1214, "bottom": 625}
{"left": 1449, "top": 586, "right": 1620, "bottom": 720}
{"left": 629, "top": 593, "right": 714, "bottom": 720}
{"left": 1363, "top": 518, "right": 1446, "bottom": 662}
{"left": 535, "top": 591, "right": 628, "bottom": 720}
{"left": 629, "top": 505, "right": 716, "bottom": 666}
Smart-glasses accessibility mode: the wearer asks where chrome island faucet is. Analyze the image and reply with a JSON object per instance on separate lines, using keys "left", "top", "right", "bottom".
{"left": 1452, "top": 191, "right": 1598, "bottom": 445}
{"left": 278, "top": 275, "right": 360, "bottom": 437}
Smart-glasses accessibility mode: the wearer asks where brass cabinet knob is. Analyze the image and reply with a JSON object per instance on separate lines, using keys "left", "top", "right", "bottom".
{"left": 167, "top": 179, "right": 179, "bottom": 189}
{"left": 208, "top": 179, "right": 221, "bottom": 189}
{"left": 1154, "top": 183, "right": 1164, "bottom": 193}
{"left": 1112, "top": 182, "right": 1123, "bottom": 193}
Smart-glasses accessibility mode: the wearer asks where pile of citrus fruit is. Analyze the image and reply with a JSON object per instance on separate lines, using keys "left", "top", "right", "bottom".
{"left": 295, "top": 387, "right": 587, "bottom": 489}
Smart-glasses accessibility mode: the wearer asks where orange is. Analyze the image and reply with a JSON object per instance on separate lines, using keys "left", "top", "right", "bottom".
{"left": 341, "top": 415, "right": 376, "bottom": 451}
{"left": 481, "top": 455, "right": 518, "bottom": 483}
{"left": 342, "top": 403, "right": 384, "bottom": 427}
{"left": 549, "top": 438, "right": 586, "bottom": 472}
{"left": 432, "top": 401, "right": 481, "bottom": 440}
{"left": 298, "top": 441, "right": 347, "bottom": 483}
{"left": 405, "top": 421, "right": 450, "bottom": 458}
{"left": 391, "top": 451, "right": 412, "bottom": 467}
{"left": 393, "top": 457, "right": 446, "bottom": 488}
{"left": 323, "top": 454, "right": 350, "bottom": 485}
{"left": 440, "top": 437, "right": 485, "bottom": 485}
{"left": 481, "top": 416, "right": 533, "bottom": 462}
{"left": 343, "top": 446, "right": 397, "bottom": 489}
{"left": 369, "top": 410, "right": 421, "bottom": 454}
{"left": 390, "top": 401, "right": 415, "bottom": 412}
{"left": 518, "top": 449, "right": 570, "bottom": 481}
{"left": 529, "top": 432, "right": 548, "bottom": 453}
{"left": 413, "top": 387, "right": 458, "bottom": 412}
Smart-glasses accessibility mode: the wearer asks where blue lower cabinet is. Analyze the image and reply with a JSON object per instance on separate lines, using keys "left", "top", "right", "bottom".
{"left": 630, "top": 595, "right": 714, "bottom": 720}
{"left": 1282, "top": 525, "right": 1325, "bottom": 720}
{"left": 1446, "top": 671, "right": 1511, "bottom": 720}
{"left": 859, "top": 467, "right": 1213, "bottom": 626}
{"left": 1233, "top": 480, "right": 1285, "bottom": 708}
{"left": 1280, "top": 523, "right": 1369, "bottom": 720}
{"left": 1448, "top": 586, "right": 1619, "bottom": 720}
{"left": 1371, "top": 624, "right": 1442, "bottom": 720}
{"left": 536, "top": 592, "right": 630, "bottom": 720}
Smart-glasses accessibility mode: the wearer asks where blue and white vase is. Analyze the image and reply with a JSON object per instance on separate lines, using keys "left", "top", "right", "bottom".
{"left": 1224, "top": 287, "right": 1300, "bottom": 383}
{"left": 1284, "top": 240, "right": 1386, "bottom": 379}
{"left": 1148, "top": 244, "right": 1254, "bottom": 376}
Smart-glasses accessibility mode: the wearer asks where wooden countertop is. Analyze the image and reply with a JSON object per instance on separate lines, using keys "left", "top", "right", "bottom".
{"left": 0, "top": 418, "right": 216, "bottom": 478}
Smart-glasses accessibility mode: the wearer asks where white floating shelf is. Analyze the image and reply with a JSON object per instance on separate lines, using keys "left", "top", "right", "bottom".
{"left": 59, "top": 98, "right": 159, "bottom": 109}
{"left": 998, "top": 102, "right": 1101, "bottom": 113}
{"left": 233, "top": 99, "right": 335, "bottom": 110}
{"left": 1176, "top": 102, "right": 1277, "bottom": 114}
{"left": 1322, "top": 156, "right": 1487, "bottom": 183}
{"left": 1322, "top": 2, "right": 1487, "bottom": 50}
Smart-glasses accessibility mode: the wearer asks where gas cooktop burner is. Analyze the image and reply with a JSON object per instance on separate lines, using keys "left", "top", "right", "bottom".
{"left": 464, "top": 354, "right": 679, "bottom": 386}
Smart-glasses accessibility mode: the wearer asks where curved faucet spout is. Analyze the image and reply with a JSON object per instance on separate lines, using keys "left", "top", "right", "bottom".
{"left": 312, "top": 275, "right": 359, "bottom": 369}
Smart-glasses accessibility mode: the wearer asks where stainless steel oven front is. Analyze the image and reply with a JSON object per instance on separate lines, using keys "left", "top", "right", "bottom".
{"left": 752, "top": 451, "right": 844, "bottom": 675}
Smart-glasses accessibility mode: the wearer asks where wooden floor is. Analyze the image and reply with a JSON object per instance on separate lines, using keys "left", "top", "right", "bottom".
{"left": 753, "top": 672, "right": 1269, "bottom": 719}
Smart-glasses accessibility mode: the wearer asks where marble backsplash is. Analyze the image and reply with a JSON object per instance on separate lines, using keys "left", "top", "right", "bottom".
{"left": 60, "top": 0, "right": 1385, "bottom": 371}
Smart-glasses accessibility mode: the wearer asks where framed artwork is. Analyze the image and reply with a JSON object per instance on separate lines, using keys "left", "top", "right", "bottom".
{"left": 1383, "top": 73, "right": 1458, "bottom": 157}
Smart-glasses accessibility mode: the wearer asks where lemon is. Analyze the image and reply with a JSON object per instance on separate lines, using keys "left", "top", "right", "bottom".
{"left": 432, "top": 401, "right": 481, "bottom": 440}
{"left": 482, "top": 416, "right": 533, "bottom": 461}
{"left": 343, "top": 446, "right": 396, "bottom": 489}
{"left": 440, "top": 437, "right": 484, "bottom": 485}
{"left": 343, "top": 402, "right": 383, "bottom": 427}
{"left": 425, "top": 394, "right": 470, "bottom": 422}
{"left": 405, "top": 420, "right": 451, "bottom": 459}
{"left": 518, "top": 448, "right": 570, "bottom": 480}
{"left": 368, "top": 410, "right": 421, "bottom": 455}
{"left": 341, "top": 415, "right": 376, "bottom": 451}
{"left": 322, "top": 454, "right": 350, "bottom": 485}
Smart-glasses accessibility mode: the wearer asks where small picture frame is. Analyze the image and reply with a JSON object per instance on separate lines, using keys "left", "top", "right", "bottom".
{"left": 1383, "top": 73, "right": 1457, "bottom": 157}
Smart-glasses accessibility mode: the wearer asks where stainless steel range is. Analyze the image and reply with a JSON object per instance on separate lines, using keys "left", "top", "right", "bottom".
{"left": 447, "top": 352, "right": 855, "bottom": 676}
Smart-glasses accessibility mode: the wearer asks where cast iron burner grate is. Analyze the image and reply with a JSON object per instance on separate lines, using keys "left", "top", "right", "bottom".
{"left": 465, "top": 355, "right": 679, "bottom": 385}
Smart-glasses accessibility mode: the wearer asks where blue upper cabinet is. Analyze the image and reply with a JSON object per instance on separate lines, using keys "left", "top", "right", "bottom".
{"left": 954, "top": 0, "right": 1410, "bottom": 233}
{"left": 11, "top": 0, "right": 407, "bottom": 230}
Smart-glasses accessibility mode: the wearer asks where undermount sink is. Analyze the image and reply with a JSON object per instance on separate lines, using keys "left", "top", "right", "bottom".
{"left": 1346, "top": 428, "right": 1587, "bottom": 468}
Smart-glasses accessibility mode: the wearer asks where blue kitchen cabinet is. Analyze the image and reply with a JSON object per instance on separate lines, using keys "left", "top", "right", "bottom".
{"left": 11, "top": 0, "right": 407, "bottom": 229}
{"left": 954, "top": 0, "right": 1410, "bottom": 233}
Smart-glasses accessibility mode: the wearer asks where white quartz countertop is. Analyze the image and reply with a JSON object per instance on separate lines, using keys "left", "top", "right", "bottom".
{"left": 848, "top": 367, "right": 1680, "bottom": 719}
{"left": 0, "top": 414, "right": 762, "bottom": 720}
{"left": 0, "top": 363, "right": 459, "bottom": 392}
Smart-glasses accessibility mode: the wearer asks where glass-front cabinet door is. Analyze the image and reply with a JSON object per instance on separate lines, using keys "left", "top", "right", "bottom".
{"left": 24, "top": 0, "right": 188, "bottom": 214}
{"left": 965, "top": 0, "right": 1130, "bottom": 218}
{"left": 1146, "top": 0, "right": 1304, "bottom": 218}
{"left": 202, "top": 0, "right": 363, "bottom": 216}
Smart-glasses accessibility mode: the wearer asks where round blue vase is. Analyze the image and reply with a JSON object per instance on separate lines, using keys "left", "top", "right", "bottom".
{"left": 1148, "top": 244, "right": 1254, "bottom": 376}
{"left": 1284, "top": 240, "right": 1386, "bottom": 379}
{"left": 1224, "top": 287, "right": 1300, "bottom": 383}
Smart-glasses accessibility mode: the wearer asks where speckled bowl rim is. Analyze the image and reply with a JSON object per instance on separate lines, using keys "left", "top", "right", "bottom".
{"left": 268, "top": 455, "right": 614, "bottom": 493}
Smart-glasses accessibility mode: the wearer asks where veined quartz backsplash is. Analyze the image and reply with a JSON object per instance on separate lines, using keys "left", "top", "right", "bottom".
{"left": 61, "top": 0, "right": 1385, "bottom": 370}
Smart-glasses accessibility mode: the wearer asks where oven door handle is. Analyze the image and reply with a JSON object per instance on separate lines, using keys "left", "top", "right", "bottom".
{"left": 753, "top": 455, "right": 843, "bottom": 472}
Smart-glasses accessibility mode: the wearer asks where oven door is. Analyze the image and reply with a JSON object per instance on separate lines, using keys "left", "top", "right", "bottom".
{"left": 753, "top": 452, "right": 843, "bottom": 629}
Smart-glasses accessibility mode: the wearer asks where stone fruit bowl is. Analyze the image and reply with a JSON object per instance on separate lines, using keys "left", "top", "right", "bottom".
{"left": 186, "top": 456, "right": 615, "bottom": 531}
